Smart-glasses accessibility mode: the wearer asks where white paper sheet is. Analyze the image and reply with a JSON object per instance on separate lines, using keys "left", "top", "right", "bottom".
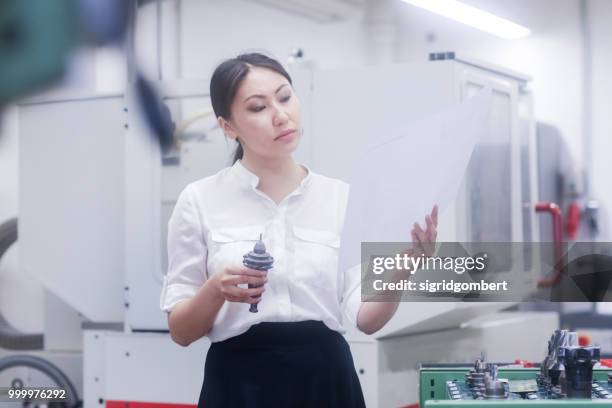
{"left": 338, "top": 89, "right": 493, "bottom": 272}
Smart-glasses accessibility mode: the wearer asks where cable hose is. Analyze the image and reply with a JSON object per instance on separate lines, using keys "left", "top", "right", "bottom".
{"left": 0, "top": 354, "right": 80, "bottom": 407}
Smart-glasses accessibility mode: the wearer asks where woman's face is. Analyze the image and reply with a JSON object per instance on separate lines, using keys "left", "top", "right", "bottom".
{"left": 222, "top": 66, "right": 301, "bottom": 161}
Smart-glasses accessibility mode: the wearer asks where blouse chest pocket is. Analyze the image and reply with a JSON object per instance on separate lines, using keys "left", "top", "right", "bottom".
{"left": 292, "top": 226, "right": 340, "bottom": 290}
{"left": 208, "top": 225, "right": 265, "bottom": 276}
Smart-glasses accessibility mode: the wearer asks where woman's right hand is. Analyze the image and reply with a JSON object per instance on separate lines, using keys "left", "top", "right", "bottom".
{"left": 211, "top": 266, "right": 268, "bottom": 304}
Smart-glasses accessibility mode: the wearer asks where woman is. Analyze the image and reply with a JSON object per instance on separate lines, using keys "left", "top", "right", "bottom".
{"left": 160, "top": 52, "right": 438, "bottom": 407}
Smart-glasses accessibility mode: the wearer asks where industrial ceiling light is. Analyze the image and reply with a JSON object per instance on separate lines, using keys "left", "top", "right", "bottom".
{"left": 400, "top": 0, "right": 531, "bottom": 39}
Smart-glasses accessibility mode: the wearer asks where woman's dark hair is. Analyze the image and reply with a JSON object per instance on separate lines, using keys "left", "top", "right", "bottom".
{"left": 210, "top": 53, "right": 293, "bottom": 164}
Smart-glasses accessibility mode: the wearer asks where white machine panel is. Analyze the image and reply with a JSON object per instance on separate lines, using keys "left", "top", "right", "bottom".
{"left": 84, "top": 330, "right": 210, "bottom": 406}
{"left": 18, "top": 95, "right": 127, "bottom": 322}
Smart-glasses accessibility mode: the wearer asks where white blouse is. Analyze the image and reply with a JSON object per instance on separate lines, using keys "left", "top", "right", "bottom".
{"left": 159, "top": 160, "right": 362, "bottom": 342}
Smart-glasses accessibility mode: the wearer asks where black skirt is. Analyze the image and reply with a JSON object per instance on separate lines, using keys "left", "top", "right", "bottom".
{"left": 198, "top": 320, "right": 366, "bottom": 408}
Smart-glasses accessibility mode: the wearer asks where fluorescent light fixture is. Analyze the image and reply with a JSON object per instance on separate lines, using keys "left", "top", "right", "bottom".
{"left": 400, "top": 0, "right": 531, "bottom": 39}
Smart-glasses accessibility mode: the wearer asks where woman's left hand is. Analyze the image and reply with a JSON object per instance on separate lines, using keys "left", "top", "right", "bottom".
{"left": 410, "top": 204, "right": 438, "bottom": 257}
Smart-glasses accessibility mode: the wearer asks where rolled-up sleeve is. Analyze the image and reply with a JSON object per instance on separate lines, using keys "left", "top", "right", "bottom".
{"left": 341, "top": 263, "right": 362, "bottom": 327}
{"left": 160, "top": 184, "right": 207, "bottom": 313}
{"left": 336, "top": 181, "right": 362, "bottom": 328}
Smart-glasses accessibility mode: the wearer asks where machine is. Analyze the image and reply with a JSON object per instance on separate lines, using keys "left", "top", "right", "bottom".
{"left": 419, "top": 329, "right": 612, "bottom": 407}
{"left": 1, "top": 53, "right": 550, "bottom": 407}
